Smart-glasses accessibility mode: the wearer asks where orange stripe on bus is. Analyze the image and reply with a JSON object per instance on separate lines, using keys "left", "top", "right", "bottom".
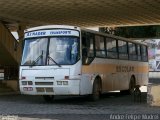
{"left": 82, "top": 64, "right": 116, "bottom": 74}
{"left": 82, "top": 64, "right": 148, "bottom": 74}
{"left": 136, "top": 66, "right": 148, "bottom": 73}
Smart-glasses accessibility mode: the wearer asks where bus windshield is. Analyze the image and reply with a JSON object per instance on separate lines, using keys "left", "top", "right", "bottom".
{"left": 21, "top": 37, "right": 80, "bottom": 66}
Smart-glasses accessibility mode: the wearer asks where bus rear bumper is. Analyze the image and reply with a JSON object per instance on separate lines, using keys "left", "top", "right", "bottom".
{"left": 19, "top": 80, "right": 80, "bottom": 95}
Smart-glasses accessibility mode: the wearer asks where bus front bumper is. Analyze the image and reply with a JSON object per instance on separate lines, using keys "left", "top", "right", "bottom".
{"left": 19, "top": 80, "right": 80, "bottom": 95}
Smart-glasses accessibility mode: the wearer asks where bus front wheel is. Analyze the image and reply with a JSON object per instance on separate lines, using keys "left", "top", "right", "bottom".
{"left": 90, "top": 78, "right": 101, "bottom": 101}
{"left": 43, "top": 95, "right": 54, "bottom": 102}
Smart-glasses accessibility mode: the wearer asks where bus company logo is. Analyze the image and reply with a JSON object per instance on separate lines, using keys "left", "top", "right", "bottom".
{"left": 50, "top": 30, "right": 71, "bottom": 35}
{"left": 116, "top": 65, "right": 134, "bottom": 72}
{"left": 26, "top": 30, "right": 74, "bottom": 38}
{"left": 26, "top": 31, "right": 46, "bottom": 37}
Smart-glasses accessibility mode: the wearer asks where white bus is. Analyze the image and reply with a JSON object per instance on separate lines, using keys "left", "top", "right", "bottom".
{"left": 19, "top": 25, "right": 148, "bottom": 101}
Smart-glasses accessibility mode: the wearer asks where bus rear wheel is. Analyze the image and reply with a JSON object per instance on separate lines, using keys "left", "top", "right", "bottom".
{"left": 129, "top": 77, "right": 136, "bottom": 94}
{"left": 43, "top": 95, "right": 54, "bottom": 102}
{"left": 120, "top": 76, "right": 135, "bottom": 95}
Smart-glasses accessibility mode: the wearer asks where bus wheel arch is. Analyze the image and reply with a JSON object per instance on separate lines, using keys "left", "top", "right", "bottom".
{"left": 95, "top": 76, "right": 102, "bottom": 92}
{"left": 129, "top": 75, "right": 136, "bottom": 94}
{"left": 90, "top": 76, "right": 102, "bottom": 101}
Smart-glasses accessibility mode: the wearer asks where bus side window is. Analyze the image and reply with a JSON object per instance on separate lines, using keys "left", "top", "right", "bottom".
{"left": 82, "top": 36, "right": 88, "bottom": 56}
{"left": 129, "top": 42, "right": 137, "bottom": 60}
{"left": 106, "top": 38, "right": 118, "bottom": 59}
{"left": 82, "top": 32, "right": 95, "bottom": 65}
{"left": 137, "top": 44, "right": 141, "bottom": 61}
{"left": 95, "top": 35, "right": 106, "bottom": 58}
{"left": 118, "top": 40, "right": 128, "bottom": 60}
{"left": 141, "top": 45, "right": 148, "bottom": 61}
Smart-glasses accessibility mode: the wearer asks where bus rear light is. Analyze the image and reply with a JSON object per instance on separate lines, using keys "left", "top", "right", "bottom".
{"left": 64, "top": 76, "right": 69, "bottom": 79}
{"left": 22, "top": 81, "right": 27, "bottom": 85}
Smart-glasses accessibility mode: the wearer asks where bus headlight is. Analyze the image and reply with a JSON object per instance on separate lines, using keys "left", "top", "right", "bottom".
{"left": 57, "top": 81, "right": 62, "bottom": 85}
{"left": 28, "top": 81, "right": 33, "bottom": 85}
{"left": 22, "top": 81, "right": 27, "bottom": 85}
{"left": 63, "top": 81, "right": 68, "bottom": 85}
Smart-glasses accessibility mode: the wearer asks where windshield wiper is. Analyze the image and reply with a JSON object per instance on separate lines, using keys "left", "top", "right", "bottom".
{"left": 47, "top": 55, "right": 61, "bottom": 67}
{"left": 31, "top": 50, "right": 43, "bottom": 66}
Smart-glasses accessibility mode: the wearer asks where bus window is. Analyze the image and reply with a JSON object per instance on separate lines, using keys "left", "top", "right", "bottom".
{"left": 49, "top": 37, "right": 80, "bottom": 65}
{"left": 95, "top": 35, "right": 105, "bottom": 57}
{"left": 137, "top": 44, "right": 141, "bottom": 61}
{"left": 118, "top": 40, "right": 128, "bottom": 60}
{"left": 82, "top": 32, "right": 95, "bottom": 65}
{"left": 87, "top": 33, "right": 94, "bottom": 58}
{"left": 21, "top": 38, "right": 48, "bottom": 65}
{"left": 128, "top": 42, "right": 137, "bottom": 60}
{"left": 141, "top": 45, "right": 148, "bottom": 61}
{"left": 106, "top": 38, "right": 118, "bottom": 59}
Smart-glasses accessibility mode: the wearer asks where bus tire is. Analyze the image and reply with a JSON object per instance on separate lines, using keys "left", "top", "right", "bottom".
{"left": 128, "top": 76, "right": 136, "bottom": 94}
{"left": 120, "top": 90, "right": 129, "bottom": 95}
{"left": 90, "top": 78, "right": 101, "bottom": 101}
{"left": 120, "top": 76, "right": 135, "bottom": 95}
{"left": 43, "top": 95, "right": 54, "bottom": 102}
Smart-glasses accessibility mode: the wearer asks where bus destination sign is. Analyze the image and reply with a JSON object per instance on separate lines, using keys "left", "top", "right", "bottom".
{"left": 25, "top": 29, "right": 79, "bottom": 38}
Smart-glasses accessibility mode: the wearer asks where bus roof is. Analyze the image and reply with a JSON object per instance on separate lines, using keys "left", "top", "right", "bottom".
{"left": 25, "top": 25, "right": 80, "bottom": 32}
{"left": 25, "top": 25, "right": 147, "bottom": 46}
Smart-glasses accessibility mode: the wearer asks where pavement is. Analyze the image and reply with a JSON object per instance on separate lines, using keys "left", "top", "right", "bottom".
{"left": 0, "top": 78, "right": 159, "bottom": 120}
{"left": 0, "top": 88, "right": 160, "bottom": 120}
